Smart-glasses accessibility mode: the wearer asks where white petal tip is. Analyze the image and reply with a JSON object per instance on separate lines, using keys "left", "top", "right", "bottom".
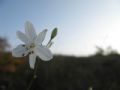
{"left": 30, "top": 66, "right": 34, "bottom": 69}
{"left": 29, "top": 54, "right": 36, "bottom": 69}
{"left": 12, "top": 51, "right": 21, "bottom": 57}
{"left": 12, "top": 51, "right": 15, "bottom": 57}
{"left": 42, "top": 55, "right": 53, "bottom": 61}
{"left": 25, "top": 21, "right": 31, "bottom": 24}
{"left": 25, "top": 21, "right": 33, "bottom": 27}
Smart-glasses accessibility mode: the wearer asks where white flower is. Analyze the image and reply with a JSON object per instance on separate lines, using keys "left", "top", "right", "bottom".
{"left": 12, "top": 21, "right": 53, "bottom": 69}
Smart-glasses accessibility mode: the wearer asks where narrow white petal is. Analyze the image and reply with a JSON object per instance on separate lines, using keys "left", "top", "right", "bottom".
{"left": 17, "top": 31, "right": 30, "bottom": 44}
{"left": 12, "top": 44, "right": 29, "bottom": 57}
{"left": 34, "top": 45, "right": 53, "bottom": 61}
{"left": 29, "top": 54, "right": 36, "bottom": 69}
{"left": 35, "top": 29, "right": 47, "bottom": 45}
{"left": 25, "top": 21, "right": 37, "bottom": 41}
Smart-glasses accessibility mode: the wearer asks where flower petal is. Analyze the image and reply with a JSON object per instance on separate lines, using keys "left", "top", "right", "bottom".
{"left": 29, "top": 54, "right": 36, "bottom": 69}
{"left": 17, "top": 31, "right": 30, "bottom": 44}
{"left": 25, "top": 21, "right": 37, "bottom": 41}
{"left": 34, "top": 45, "right": 53, "bottom": 61}
{"left": 35, "top": 29, "right": 47, "bottom": 45}
{"left": 12, "top": 44, "right": 29, "bottom": 57}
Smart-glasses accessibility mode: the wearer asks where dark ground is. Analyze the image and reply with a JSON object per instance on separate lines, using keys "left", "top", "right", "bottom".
{"left": 1, "top": 54, "right": 120, "bottom": 90}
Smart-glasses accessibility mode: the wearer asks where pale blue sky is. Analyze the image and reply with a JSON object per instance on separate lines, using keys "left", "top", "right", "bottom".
{"left": 0, "top": 0, "right": 120, "bottom": 56}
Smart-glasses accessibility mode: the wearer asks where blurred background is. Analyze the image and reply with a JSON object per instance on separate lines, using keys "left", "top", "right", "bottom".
{"left": 0, "top": 0, "right": 120, "bottom": 90}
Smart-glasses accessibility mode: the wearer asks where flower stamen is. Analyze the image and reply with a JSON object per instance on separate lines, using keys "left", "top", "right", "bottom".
{"left": 30, "top": 43, "right": 35, "bottom": 48}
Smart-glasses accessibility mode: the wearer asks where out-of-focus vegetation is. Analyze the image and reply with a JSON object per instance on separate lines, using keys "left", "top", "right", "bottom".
{"left": 0, "top": 37, "right": 120, "bottom": 90}
{"left": 0, "top": 37, "right": 10, "bottom": 52}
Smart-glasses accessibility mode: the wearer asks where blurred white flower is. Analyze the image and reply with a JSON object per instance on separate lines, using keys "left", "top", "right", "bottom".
{"left": 12, "top": 21, "right": 53, "bottom": 69}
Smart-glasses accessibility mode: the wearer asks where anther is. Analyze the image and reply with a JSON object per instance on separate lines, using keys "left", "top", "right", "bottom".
{"left": 22, "top": 45, "right": 26, "bottom": 47}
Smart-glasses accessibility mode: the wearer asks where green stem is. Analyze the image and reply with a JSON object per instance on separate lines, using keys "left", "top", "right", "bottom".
{"left": 27, "top": 57, "right": 39, "bottom": 90}
{"left": 46, "top": 39, "right": 52, "bottom": 47}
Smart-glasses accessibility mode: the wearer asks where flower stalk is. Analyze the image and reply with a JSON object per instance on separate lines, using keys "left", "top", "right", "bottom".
{"left": 27, "top": 57, "right": 39, "bottom": 90}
